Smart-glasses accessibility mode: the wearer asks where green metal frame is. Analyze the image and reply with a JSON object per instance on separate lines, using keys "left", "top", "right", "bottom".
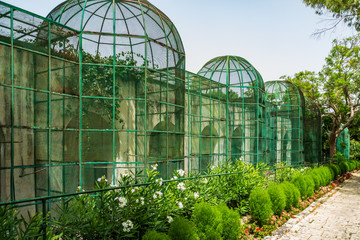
{"left": 304, "top": 98, "right": 322, "bottom": 164}
{"left": 0, "top": 1, "right": 323, "bottom": 210}
{"left": 0, "top": 0, "right": 185, "bottom": 209}
{"left": 337, "top": 127, "right": 350, "bottom": 160}
{"left": 196, "top": 56, "right": 266, "bottom": 166}
{"left": 265, "top": 80, "right": 305, "bottom": 165}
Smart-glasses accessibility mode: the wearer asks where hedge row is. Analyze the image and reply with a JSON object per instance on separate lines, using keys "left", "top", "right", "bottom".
{"left": 249, "top": 161, "right": 360, "bottom": 226}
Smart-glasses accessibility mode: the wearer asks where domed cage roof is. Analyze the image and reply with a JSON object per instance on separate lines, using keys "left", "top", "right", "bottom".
{"left": 197, "top": 56, "right": 265, "bottom": 90}
{"left": 265, "top": 80, "right": 305, "bottom": 111}
{"left": 46, "top": 0, "right": 185, "bottom": 70}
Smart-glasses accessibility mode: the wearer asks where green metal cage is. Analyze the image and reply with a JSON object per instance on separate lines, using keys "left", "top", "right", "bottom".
{"left": 337, "top": 127, "right": 350, "bottom": 160}
{"left": 0, "top": 0, "right": 185, "bottom": 212}
{"left": 265, "top": 80, "right": 305, "bottom": 165}
{"left": 304, "top": 98, "right": 322, "bottom": 164}
{"left": 196, "top": 56, "right": 266, "bottom": 166}
{"left": 0, "top": 0, "right": 324, "bottom": 211}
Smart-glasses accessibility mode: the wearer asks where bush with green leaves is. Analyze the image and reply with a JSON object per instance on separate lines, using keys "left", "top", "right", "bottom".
{"left": 191, "top": 202, "right": 223, "bottom": 240}
{"left": 280, "top": 181, "right": 300, "bottom": 209}
{"left": 308, "top": 172, "right": 320, "bottom": 190}
{"left": 339, "top": 161, "right": 350, "bottom": 174}
{"left": 249, "top": 188, "right": 273, "bottom": 226}
{"left": 303, "top": 175, "right": 315, "bottom": 197}
{"left": 0, "top": 205, "right": 62, "bottom": 240}
{"left": 143, "top": 230, "right": 170, "bottom": 240}
{"left": 205, "top": 160, "right": 268, "bottom": 215}
{"left": 267, "top": 183, "right": 286, "bottom": 215}
{"left": 291, "top": 176, "right": 307, "bottom": 198}
{"left": 330, "top": 164, "right": 341, "bottom": 179}
{"left": 217, "top": 204, "right": 241, "bottom": 240}
{"left": 168, "top": 217, "right": 198, "bottom": 240}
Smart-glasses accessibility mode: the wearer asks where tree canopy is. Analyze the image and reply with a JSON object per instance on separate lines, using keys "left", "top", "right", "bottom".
{"left": 303, "top": 0, "right": 360, "bottom": 32}
{"left": 282, "top": 34, "right": 360, "bottom": 157}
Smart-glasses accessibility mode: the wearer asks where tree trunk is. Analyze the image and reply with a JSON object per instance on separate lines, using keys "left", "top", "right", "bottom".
{"left": 329, "top": 131, "right": 337, "bottom": 159}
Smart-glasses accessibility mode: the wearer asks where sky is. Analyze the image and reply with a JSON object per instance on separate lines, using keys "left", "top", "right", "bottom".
{"left": 2, "top": 0, "right": 357, "bottom": 81}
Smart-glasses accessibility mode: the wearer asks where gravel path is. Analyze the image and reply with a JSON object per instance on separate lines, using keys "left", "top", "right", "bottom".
{"left": 265, "top": 172, "right": 360, "bottom": 240}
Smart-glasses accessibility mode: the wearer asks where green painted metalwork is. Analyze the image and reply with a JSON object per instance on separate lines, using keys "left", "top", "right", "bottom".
{"left": 196, "top": 56, "right": 266, "bottom": 166}
{"left": 265, "top": 80, "right": 305, "bottom": 165}
{"left": 0, "top": 1, "right": 323, "bottom": 212}
{"left": 337, "top": 127, "right": 350, "bottom": 160}
{"left": 304, "top": 98, "right": 322, "bottom": 164}
{"left": 0, "top": 0, "right": 185, "bottom": 211}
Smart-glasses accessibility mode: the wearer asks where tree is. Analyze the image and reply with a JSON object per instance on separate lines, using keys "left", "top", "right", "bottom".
{"left": 303, "top": 0, "right": 360, "bottom": 35}
{"left": 282, "top": 34, "right": 360, "bottom": 158}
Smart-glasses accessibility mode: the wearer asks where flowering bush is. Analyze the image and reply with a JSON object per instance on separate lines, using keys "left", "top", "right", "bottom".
{"left": 205, "top": 159, "right": 268, "bottom": 215}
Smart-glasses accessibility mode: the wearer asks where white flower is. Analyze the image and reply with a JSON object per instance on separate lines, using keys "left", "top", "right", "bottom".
{"left": 301, "top": 169, "right": 304, "bottom": 172}
{"left": 105, "top": 178, "right": 108, "bottom": 182}
{"left": 153, "top": 191, "right": 163, "bottom": 199}
{"left": 115, "top": 196, "right": 127, "bottom": 208}
{"left": 122, "top": 169, "right": 130, "bottom": 177}
{"left": 131, "top": 187, "right": 139, "bottom": 193}
{"left": 202, "top": 178, "right": 208, "bottom": 184}
{"left": 167, "top": 216, "right": 173, "bottom": 223}
{"left": 155, "top": 178, "right": 163, "bottom": 186}
{"left": 151, "top": 164, "right": 158, "bottom": 171}
{"left": 194, "top": 192, "right": 199, "bottom": 199}
{"left": 140, "top": 197, "right": 145, "bottom": 205}
{"left": 97, "top": 178, "right": 102, "bottom": 182}
{"left": 177, "top": 182, "right": 186, "bottom": 191}
{"left": 122, "top": 220, "right": 133, "bottom": 232}
{"left": 77, "top": 186, "right": 81, "bottom": 191}
{"left": 171, "top": 176, "right": 178, "bottom": 180}
{"left": 211, "top": 165, "right": 216, "bottom": 170}
{"left": 177, "top": 169, "right": 185, "bottom": 177}
{"left": 184, "top": 197, "right": 187, "bottom": 201}
{"left": 177, "top": 201, "right": 183, "bottom": 209}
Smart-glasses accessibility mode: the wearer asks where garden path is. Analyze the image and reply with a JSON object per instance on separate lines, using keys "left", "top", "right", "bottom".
{"left": 265, "top": 172, "right": 360, "bottom": 240}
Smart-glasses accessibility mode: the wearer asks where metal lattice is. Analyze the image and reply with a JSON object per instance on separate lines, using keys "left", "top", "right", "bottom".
{"left": 195, "top": 56, "right": 266, "bottom": 166}
{"left": 265, "top": 80, "right": 305, "bottom": 165}
{"left": 0, "top": 0, "right": 185, "bottom": 213}
{"left": 304, "top": 98, "right": 322, "bottom": 164}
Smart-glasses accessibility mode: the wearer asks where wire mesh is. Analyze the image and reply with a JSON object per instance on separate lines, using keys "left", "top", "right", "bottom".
{"left": 265, "top": 80, "right": 305, "bottom": 165}
{"left": 0, "top": 0, "right": 185, "bottom": 213}
{"left": 196, "top": 56, "right": 266, "bottom": 165}
{"left": 337, "top": 127, "right": 350, "bottom": 160}
{"left": 304, "top": 98, "right": 322, "bottom": 164}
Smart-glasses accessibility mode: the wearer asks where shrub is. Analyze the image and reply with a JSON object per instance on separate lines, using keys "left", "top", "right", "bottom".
{"left": 290, "top": 183, "right": 301, "bottom": 207}
{"left": 217, "top": 204, "right": 241, "bottom": 240}
{"left": 303, "top": 175, "right": 315, "bottom": 197}
{"left": 291, "top": 176, "right": 307, "bottom": 198}
{"left": 168, "top": 217, "right": 198, "bottom": 240}
{"left": 143, "top": 230, "right": 171, "bottom": 240}
{"left": 249, "top": 188, "right": 273, "bottom": 226}
{"left": 339, "top": 161, "right": 350, "bottom": 174}
{"left": 279, "top": 182, "right": 293, "bottom": 210}
{"left": 330, "top": 164, "right": 341, "bottom": 179}
{"left": 326, "top": 166, "right": 335, "bottom": 181}
{"left": 206, "top": 160, "right": 268, "bottom": 214}
{"left": 309, "top": 172, "right": 320, "bottom": 190}
{"left": 267, "top": 183, "right": 286, "bottom": 215}
{"left": 192, "top": 202, "right": 222, "bottom": 240}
